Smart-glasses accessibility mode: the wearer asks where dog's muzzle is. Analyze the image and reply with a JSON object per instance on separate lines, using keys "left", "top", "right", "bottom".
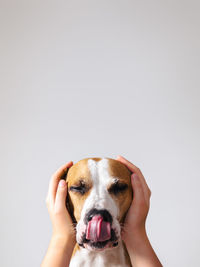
{"left": 78, "top": 209, "right": 118, "bottom": 250}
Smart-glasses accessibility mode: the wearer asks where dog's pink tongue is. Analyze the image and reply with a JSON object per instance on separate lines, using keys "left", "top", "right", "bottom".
{"left": 86, "top": 215, "right": 111, "bottom": 242}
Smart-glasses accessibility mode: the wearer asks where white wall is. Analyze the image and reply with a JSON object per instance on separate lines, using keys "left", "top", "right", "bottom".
{"left": 0, "top": 1, "right": 199, "bottom": 266}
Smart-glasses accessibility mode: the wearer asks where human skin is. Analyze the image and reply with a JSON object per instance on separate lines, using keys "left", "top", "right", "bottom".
{"left": 41, "top": 156, "right": 162, "bottom": 267}
{"left": 41, "top": 161, "right": 76, "bottom": 267}
{"left": 116, "top": 155, "right": 163, "bottom": 267}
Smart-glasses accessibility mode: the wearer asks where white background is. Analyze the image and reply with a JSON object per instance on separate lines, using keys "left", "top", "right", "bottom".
{"left": 0, "top": 1, "right": 199, "bottom": 266}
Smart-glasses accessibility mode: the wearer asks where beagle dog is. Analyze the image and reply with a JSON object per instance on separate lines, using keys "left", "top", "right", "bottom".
{"left": 65, "top": 157, "right": 133, "bottom": 267}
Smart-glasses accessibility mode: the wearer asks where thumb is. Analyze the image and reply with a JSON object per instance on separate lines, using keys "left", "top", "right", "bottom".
{"left": 54, "top": 179, "right": 68, "bottom": 213}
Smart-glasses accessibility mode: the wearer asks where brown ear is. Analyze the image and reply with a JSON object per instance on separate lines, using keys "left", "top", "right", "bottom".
{"left": 65, "top": 167, "right": 77, "bottom": 224}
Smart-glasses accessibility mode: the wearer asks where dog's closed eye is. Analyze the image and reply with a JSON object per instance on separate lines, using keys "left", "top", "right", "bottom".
{"left": 108, "top": 182, "right": 128, "bottom": 195}
{"left": 69, "top": 180, "right": 88, "bottom": 195}
{"left": 69, "top": 185, "right": 86, "bottom": 194}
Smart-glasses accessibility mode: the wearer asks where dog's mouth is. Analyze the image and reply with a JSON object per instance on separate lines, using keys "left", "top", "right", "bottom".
{"left": 79, "top": 228, "right": 118, "bottom": 250}
{"left": 78, "top": 215, "right": 118, "bottom": 250}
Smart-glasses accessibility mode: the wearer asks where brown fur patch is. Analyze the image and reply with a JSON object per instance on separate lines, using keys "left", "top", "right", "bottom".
{"left": 65, "top": 158, "right": 93, "bottom": 222}
{"left": 71, "top": 243, "right": 80, "bottom": 258}
{"left": 107, "top": 158, "right": 133, "bottom": 222}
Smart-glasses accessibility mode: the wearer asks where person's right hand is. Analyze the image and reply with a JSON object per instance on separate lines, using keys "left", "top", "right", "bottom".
{"left": 45, "top": 161, "right": 75, "bottom": 243}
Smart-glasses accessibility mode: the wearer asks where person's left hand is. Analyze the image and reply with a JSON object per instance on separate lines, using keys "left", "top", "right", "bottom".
{"left": 116, "top": 155, "right": 151, "bottom": 244}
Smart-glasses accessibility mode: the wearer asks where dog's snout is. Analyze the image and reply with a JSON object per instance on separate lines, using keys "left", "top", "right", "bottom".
{"left": 85, "top": 208, "right": 113, "bottom": 224}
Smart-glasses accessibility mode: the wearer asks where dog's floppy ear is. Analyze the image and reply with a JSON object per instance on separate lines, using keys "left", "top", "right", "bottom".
{"left": 65, "top": 166, "right": 77, "bottom": 224}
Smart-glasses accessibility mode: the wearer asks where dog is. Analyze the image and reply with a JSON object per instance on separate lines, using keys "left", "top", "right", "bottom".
{"left": 65, "top": 157, "right": 133, "bottom": 267}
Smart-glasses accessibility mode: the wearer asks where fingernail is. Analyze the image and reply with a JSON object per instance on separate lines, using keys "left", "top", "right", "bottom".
{"left": 59, "top": 180, "right": 66, "bottom": 187}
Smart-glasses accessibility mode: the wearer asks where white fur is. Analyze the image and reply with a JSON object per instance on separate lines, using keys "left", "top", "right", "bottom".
{"left": 70, "top": 158, "right": 129, "bottom": 267}
{"left": 69, "top": 240, "right": 129, "bottom": 267}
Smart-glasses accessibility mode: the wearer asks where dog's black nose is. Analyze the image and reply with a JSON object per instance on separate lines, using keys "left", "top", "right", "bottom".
{"left": 85, "top": 209, "right": 113, "bottom": 224}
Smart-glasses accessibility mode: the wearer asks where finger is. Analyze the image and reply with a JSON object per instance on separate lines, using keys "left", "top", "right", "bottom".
{"left": 131, "top": 173, "right": 145, "bottom": 204}
{"left": 126, "top": 174, "right": 150, "bottom": 227}
{"left": 116, "top": 155, "right": 141, "bottom": 174}
{"left": 47, "top": 161, "right": 73, "bottom": 204}
{"left": 54, "top": 179, "right": 68, "bottom": 213}
{"left": 116, "top": 155, "right": 151, "bottom": 199}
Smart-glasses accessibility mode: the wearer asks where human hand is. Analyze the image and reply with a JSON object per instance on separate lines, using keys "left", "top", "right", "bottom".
{"left": 45, "top": 161, "right": 75, "bottom": 243}
{"left": 116, "top": 155, "right": 151, "bottom": 243}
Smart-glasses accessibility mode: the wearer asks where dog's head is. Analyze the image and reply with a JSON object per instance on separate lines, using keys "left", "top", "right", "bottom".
{"left": 65, "top": 157, "right": 132, "bottom": 251}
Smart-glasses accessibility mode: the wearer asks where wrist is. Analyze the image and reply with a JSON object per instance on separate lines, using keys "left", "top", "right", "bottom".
{"left": 123, "top": 226, "right": 163, "bottom": 267}
{"left": 52, "top": 225, "right": 76, "bottom": 243}
{"left": 123, "top": 225, "right": 148, "bottom": 249}
{"left": 51, "top": 233, "right": 76, "bottom": 250}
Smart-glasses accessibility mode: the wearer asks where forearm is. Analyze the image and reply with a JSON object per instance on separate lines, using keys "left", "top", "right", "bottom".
{"left": 41, "top": 236, "right": 75, "bottom": 267}
{"left": 125, "top": 229, "right": 162, "bottom": 267}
